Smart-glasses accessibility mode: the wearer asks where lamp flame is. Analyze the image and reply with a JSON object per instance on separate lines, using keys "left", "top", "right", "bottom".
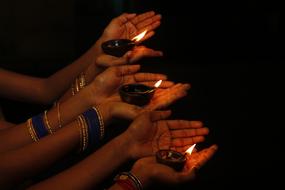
{"left": 154, "top": 80, "right": 162, "bottom": 88}
{"left": 132, "top": 30, "right": 147, "bottom": 42}
{"left": 185, "top": 144, "right": 196, "bottom": 155}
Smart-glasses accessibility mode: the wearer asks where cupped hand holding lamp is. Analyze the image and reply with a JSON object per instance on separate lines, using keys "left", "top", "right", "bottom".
{"left": 26, "top": 110, "right": 212, "bottom": 189}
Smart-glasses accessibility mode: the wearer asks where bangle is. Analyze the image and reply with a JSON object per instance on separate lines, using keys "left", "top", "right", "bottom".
{"left": 93, "top": 107, "right": 105, "bottom": 140}
{"left": 44, "top": 110, "right": 54, "bottom": 134}
{"left": 31, "top": 113, "right": 49, "bottom": 139}
{"left": 71, "top": 72, "right": 87, "bottom": 96}
{"left": 56, "top": 102, "right": 62, "bottom": 128}
{"left": 26, "top": 118, "right": 39, "bottom": 142}
{"left": 78, "top": 72, "right": 87, "bottom": 89}
{"left": 77, "top": 115, "right": 89, "bottom": 152}
{"left": 114, "top": 172, "right": 143, "bottom": 190}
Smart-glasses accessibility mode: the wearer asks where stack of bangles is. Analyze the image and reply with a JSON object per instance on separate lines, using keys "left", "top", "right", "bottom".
{"left": 114, "top": 172, "right": 143, "bottom": 190}
{"left": 26, "top": 106, "right": 104, "bottom": 152}
{"left": 26, "top": 72, "right": 105, "bottom": 152}
{"left": 71, "top": 72, "right": 86, "bottom": 95}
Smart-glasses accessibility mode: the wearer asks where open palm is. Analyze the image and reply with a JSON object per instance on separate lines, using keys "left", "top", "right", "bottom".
{"left": 102, "top": 11, "right": 161, "bottom": 42}
{"left": 126, "top": 111, "right": 210, "bottom": 159}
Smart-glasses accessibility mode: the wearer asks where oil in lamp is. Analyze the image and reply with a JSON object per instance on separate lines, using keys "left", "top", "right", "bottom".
{"left": 156, "top": 144, "right": 196, "bottom": 171}
{"left": 101, "top": 30, "right": 147, "bottom": 57}
{"left": 119, "top": 80, "right": 162, "bottom": 106}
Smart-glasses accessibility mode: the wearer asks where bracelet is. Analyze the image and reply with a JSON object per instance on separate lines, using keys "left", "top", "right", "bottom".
{"left": 26, "top": 118, "right": 39, "bottom": 142}
{"left": 56, "top": 102, "right": 62, "bottom": 128}
{"left": 71, "top": 72, "right": 87, "bottom": 96}
{"left": 114, "top": 172, "right": 143, "bottom": 190}
{"left": 44, "top": 110, "right": 54, "bottom": 134}
{"left": 31, "top": 113, "right": 49, "bottom": 139}
{"left": 76, "top": 115, "right": 89, "bottom": 152}
{"left": 93, "top": 107, "right": 105, "bottom": 140}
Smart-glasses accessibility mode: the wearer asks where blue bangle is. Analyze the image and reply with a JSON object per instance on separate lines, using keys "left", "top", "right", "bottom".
{"left": 31, "top": 113, "right": 48, "bottom": 139}
{"left": 82, "top": 108, "right": 100, "bottom": 150}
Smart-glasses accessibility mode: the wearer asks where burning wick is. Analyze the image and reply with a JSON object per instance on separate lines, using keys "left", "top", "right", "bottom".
{"left": 154, "top": 80, "right": 162, "bottom": 88}
{"left": 185, "top": 144, "right": 196, "bottom": 157}
{"left": 132, "top": 30, "right": 147, "bottom": 42}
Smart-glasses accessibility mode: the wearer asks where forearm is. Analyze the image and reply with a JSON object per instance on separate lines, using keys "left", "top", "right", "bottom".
{"left": 52, "top": 38, "right": 106, "bottom": 103}
{"left": 29, "top": 132, "right": 131, "bottom": 190}
{"left": 45, "top": 39, "right": 104, "bottom": 103}
{"left": 0, "top": 86, "right": 95, "bottom": 152}
{"left": 0, "top": 122, "right": 79, "bottom": 188}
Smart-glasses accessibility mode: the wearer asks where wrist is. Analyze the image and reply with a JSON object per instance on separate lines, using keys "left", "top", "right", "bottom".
{"left": 119, "top": 132, "right": 135, "bottom": 161}
{"left": 130, "top": 166, "right": 151, "bottom": 189}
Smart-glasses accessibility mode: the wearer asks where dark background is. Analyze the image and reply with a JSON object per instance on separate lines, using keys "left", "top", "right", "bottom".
{"left": 0, "top": 0, "right": 282, "bottom": 189}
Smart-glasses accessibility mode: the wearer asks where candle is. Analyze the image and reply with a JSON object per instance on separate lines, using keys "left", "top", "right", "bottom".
{"left": 101, "top": 30, "right": 147, "bottom": 57}
{"left": 119, "top": 80, "right": 162, "bottom": 106}
{"left": 155, "top": 144, "right": 196, "bottom": 171}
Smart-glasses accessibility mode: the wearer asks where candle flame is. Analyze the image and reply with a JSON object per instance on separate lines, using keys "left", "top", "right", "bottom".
{"left": 132, "top": 30, "right": 147, "bottom": 42}
{"left": 185, "top": 144, "right": 196, "bottom": 155}
{"left": 154, "top": 80, "right": 162, "bottom": 88}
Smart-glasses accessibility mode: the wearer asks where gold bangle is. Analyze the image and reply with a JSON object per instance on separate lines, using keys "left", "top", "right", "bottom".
{"left": 76, "top": 117, "right": 83, "bottom": 153}
{"left": 78, "top": 115, "right": 89, "bottom": 152}
{"left": 44, "top": 110, "right": 54, "bottom": 134}
{"left": 78, "top": 72, "right": 87, "bottom": 89}
{"left": 27, "top": 118, "right": 39, "bottom": 142}
{"left": 56, "top": 102, "right": 62, "bottom": 128}
{"left": 71, "top": 83, "right": 76, "bottom": 96}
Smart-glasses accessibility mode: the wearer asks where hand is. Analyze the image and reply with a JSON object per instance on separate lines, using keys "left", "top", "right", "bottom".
{"left": 88, "top": 65, "right": 169, "bottom": 105}
{"left": 97, "top": 46, "right": 163, "bottom": 67}
{"left": 125, "top": 111, "right": 210, "bottom": 159}
{"left": 130, "top": 145, "right": 218, "bottom": 188}
{"left": 95, "top": 82, "right": 189, "bottom": 127}
{"left": 85, "top": 46, "right": 163, "bottom": 82}
{"left": 146, "top": 83, "right": 191, "bottom": 110}
{"left": 101, "top": 11, "right": 161, "bottom": 42}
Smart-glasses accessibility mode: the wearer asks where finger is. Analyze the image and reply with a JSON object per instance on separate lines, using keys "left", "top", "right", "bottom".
{"left": 154, "top": 83, "right": 191, "bottom": 97}
{"left": 136, "top": 14, "right": 162, "bottom": 30}
{"left": 116, "top": 13, "right": 137, "bottom": 25}
{"left": 171, "top": 136, "right": 205, "bottom": 147}
{"left": 97, "top": 54, "right": 130, "bottom": 67}
{"left": 192, "top": 145, "right": 218, "bottom": 170}
{"left": 140, "top": 81, "right": 174, "bottom": 88}
{"left": 150, "top": 110, "right": 172, "bottom": 122}
{"left": 116, "top": 65, "right": 141, "bottom": 76}
{"left": 137, "top": 20, "right": 160, "bottom": 37}
{"left": 149, "top": 83, "right": 191, "bottom": 110}
{"left": 134, "top": 73, "right": 167, "bottom": 82}
{"left": 136, "top": 31, "right": 155, "bottom": 43}
{"left": 170, "top": 128, "right": 209, "bottom": 138}
{"left": 165, "top": 120, "right": 204, "bottom": 130}
{"left": 129, "top": 48, "right": 163, "bottom": 63}
{"left": 170, "top": 145, "right": 194, "bottom": 153}
{"left": 131, "top": 11, "right": 156, "bottom": 24}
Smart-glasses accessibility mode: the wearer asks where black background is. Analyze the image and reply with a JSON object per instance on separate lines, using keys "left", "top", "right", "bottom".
{"left": 0, "top": 0, "right": 283, "bottom": 189}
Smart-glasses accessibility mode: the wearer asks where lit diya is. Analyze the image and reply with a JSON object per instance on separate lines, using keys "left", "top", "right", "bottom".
{"left": 101, "top": 30, "right": 147, "bottom": 57}
{"left": 119, "top": 80, "right": 162, "bottom": 106}
{"left": 156, "top": 144, "right": 196, "bottom": 171}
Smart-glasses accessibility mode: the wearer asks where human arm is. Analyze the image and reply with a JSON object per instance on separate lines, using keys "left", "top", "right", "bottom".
{"left": 0, "top": 64, "right": 173, "bottom": 152}
{"left": 28, "top": 110, "right": 209, "bottom": 189}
